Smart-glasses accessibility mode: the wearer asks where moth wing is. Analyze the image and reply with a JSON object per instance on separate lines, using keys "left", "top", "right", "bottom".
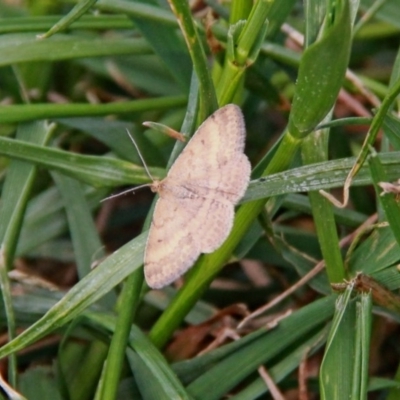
{"left": 144, "top": 195, "right": 202, "bottom": 288}
{"left": 168, "top": 104, "right": 250, "bottom": 203}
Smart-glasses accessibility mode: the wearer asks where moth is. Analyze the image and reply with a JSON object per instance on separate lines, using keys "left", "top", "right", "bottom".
{"left": 143, "top": 104, "right": 251, "bottom": 288}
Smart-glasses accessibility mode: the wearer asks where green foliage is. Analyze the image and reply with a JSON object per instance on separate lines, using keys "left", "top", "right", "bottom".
{"left": 0, "top": 0, "right": 400, "bottom": 399}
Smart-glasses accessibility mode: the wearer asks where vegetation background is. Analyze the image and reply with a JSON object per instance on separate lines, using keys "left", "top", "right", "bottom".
{"left": 0, "top": 0, "right": 400, "bottom": 399}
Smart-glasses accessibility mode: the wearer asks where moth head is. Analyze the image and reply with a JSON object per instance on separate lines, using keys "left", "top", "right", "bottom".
{"left": 150, "top": 180, "right": 162, "bottom": 193}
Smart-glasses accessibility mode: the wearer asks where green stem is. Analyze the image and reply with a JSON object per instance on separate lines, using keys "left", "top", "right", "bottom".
{"left": 167, "top": 0, "right": 218, "bottom": 116}
{"left": 98, "top": 270, "right": 143, "bottom": 400}
{"left": 302, "top": 128, "right": 345, "bottom": 283}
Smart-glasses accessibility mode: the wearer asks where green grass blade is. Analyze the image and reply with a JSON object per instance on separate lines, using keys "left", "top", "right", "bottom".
{"left": 369, "top": 148, "right": 400, "bottom": 247}
{"left": 0, "top": 96, "right": 186, "bottom": 123}
{"left": 231, "top": 326, "right": 328, "bottom": 399}
{"left": 0, "top": 136, "right": 164, "bottom": 187}
{"left": 0, "top": 232, "right": 146, "bottom": 360}
{"left": 167, "top": 0, "right": 217, "bottom": 116}
{"left": 320, "top": 285, "right": 356, "bottom": 399}
{"left": 188, "top": 296, "right": 335, "bottom": 399}
{"left": 0, "top": 33, "right": 152, "bottom": 66}
{"left": 243, "top": 151, "right": 400, "bottom": 202}
{"left": 16, "top": 186, "right": 106, "bottom": 257}
{"left": 0, "top": 122, "right": 54, "bottom": 264}
{"left": 0, "top": 121, "right": 54, "bottom": 386}
{"left": 52, "top": 173, "right": 106, "bottom": 279}
{"left": 302, "top": 121, "right": 345, "bottom": 283}
{"left": 0, "top": 15, "right": 133, "bottom": 33}
{"left": 346, "top": 75, "right": 400, "bottom": 180}
{"left": 126, "top": 0, "right": 191, "bottom": 91}
{"left": 96, "top": 0, "right": 177, "bottom": 27}
{"left": 86, "top": 313, "right": 192, "bottom": 400}
{"left": 98, "top": 272, "right": 142, "bottom": 400}
{"left": 38, "top": 0, "right": 98, "bottom": 39}
{"left": 355, "top": 292, "right": 372, "bottom": 400}
{"left": 289, "top": 0, "right": 352, "bottom": 137}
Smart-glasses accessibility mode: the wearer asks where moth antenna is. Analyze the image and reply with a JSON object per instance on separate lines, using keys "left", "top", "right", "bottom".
{"left": 100, "top": 183, "right": 152, "bottom": 202}
{"left": 126, "top": 129, "right": 155, "bottom": 182}
{"left": 101, "top": 129, "right": 156, "bottom": 202}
